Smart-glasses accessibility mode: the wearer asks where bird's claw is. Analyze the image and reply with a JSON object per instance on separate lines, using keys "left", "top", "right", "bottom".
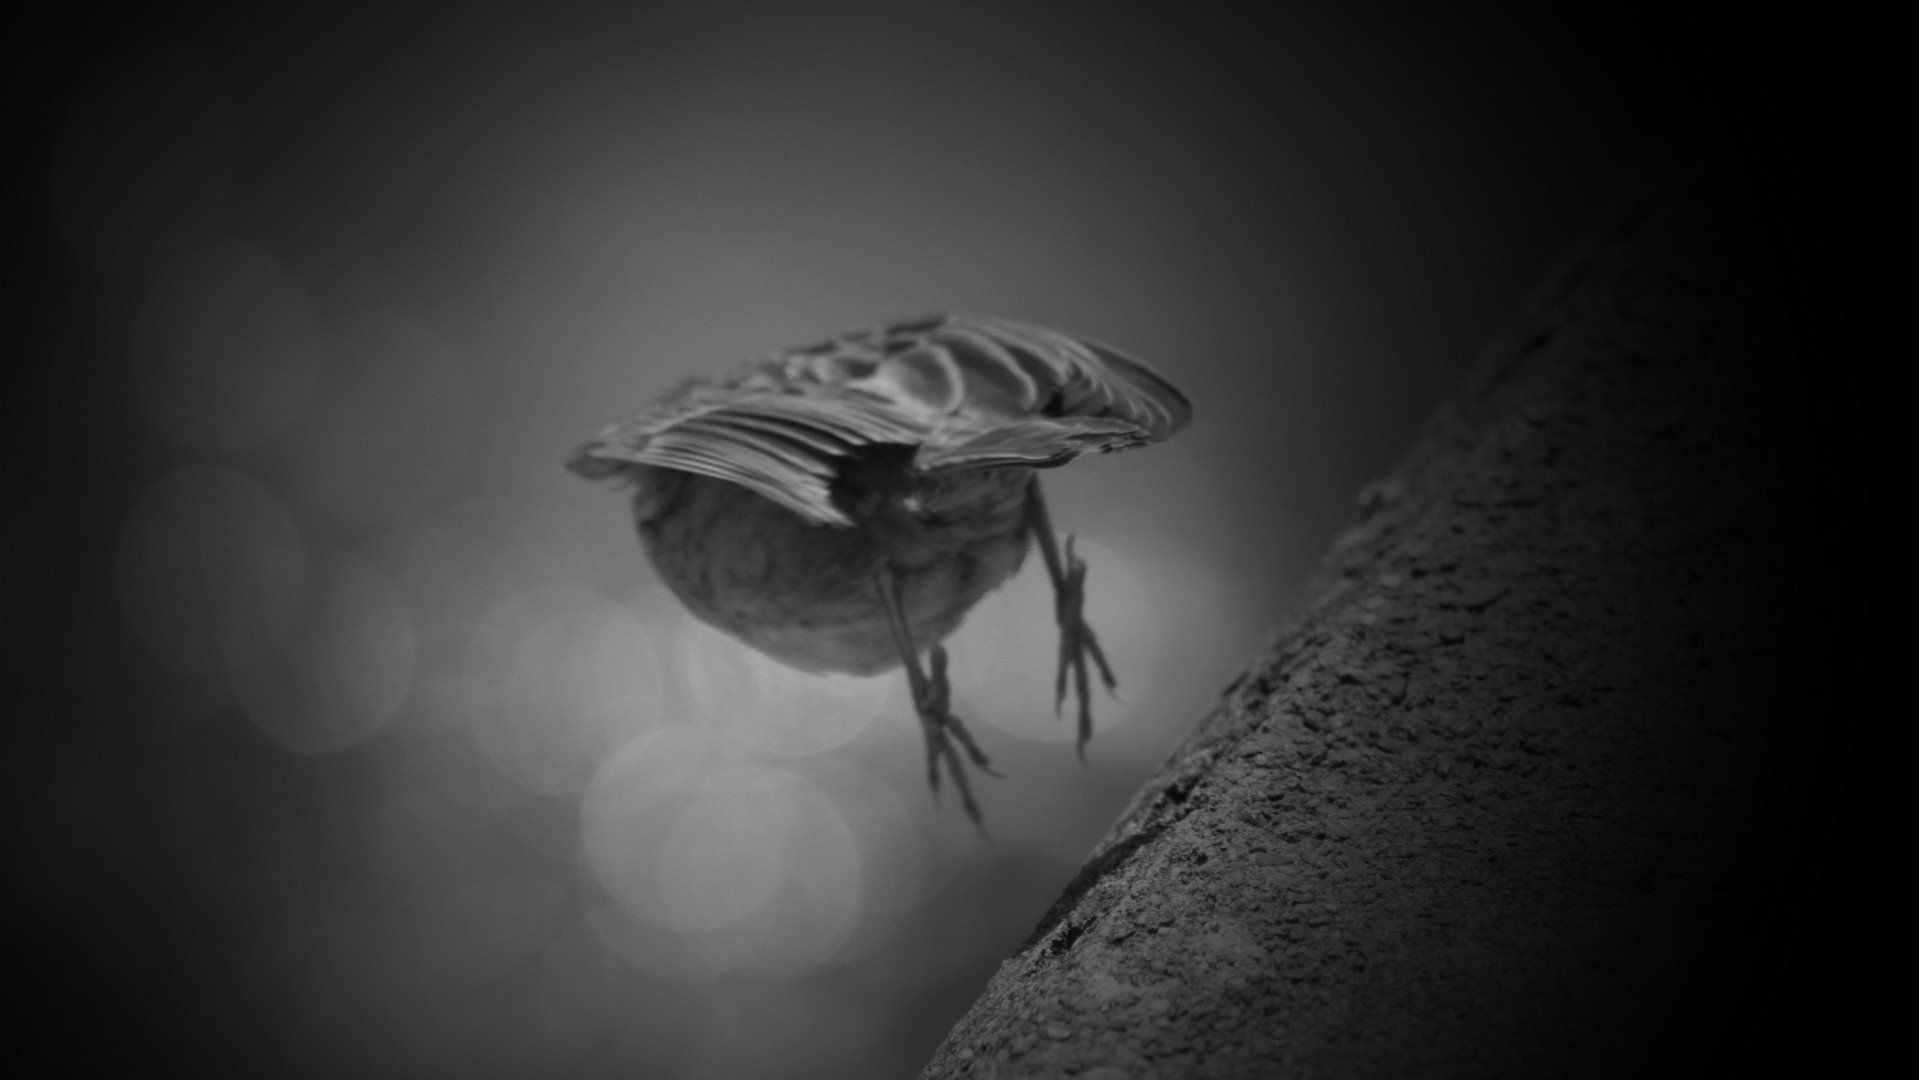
{"left": 914, "top": 644, "right": 996, "bottom": 830}
{"left": 1052, "top": 535, "right": 1117, "bottom": 760}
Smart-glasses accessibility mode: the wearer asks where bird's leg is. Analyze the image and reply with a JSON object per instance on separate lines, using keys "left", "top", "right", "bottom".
{"left": 1025, "top": 480, "right": 1117, "bottom": 760}
{"left": 875, "top": 570, "right": 995, "bottom": 826}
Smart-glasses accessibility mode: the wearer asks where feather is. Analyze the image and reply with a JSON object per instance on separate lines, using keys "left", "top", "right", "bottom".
{"left": 568, "top": 315, "right": 1190, "bottom": 525}
{"left": 913, "top": 416, "right": 1146, "bottom": 472}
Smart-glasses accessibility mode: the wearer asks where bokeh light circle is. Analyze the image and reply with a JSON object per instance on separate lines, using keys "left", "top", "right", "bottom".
{"left": 804, "top": 762, "right": 929, "bottom": 944}
{"left": 229, "top": 549, "right": 416, "bottom": 754}
{"left": 676, "top": 613, "right": 898, "bottom": 757}
{"left": 647, "top": 765, "right": 803, "bottom": 935}
{"left": 117, "top": 464, "right": 306, "bottom": 705}
{"left": 581, "top": 731, "right": 872, "bottom": 977}
{"left": 465, "top": 588, "right": 678, "bottom": 794}
{"left": 580, "top": 728, "right": 740, "bottom": 939}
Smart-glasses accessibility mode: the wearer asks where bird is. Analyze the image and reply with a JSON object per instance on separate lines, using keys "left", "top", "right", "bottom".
{"left": 567, "top": 314, "right": 1191, "bottom": 823}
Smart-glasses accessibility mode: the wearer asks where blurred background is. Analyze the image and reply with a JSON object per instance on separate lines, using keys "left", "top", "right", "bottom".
{"left": 4, "top": 3, "right": 1787, "bottom": 1077}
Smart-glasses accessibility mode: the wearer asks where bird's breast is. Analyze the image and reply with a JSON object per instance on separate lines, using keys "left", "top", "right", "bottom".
{"left": 640, "top": 465, "right": 1032, "bottom": 676}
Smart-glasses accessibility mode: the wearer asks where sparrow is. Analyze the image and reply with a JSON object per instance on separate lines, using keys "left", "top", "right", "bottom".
{"left": 568, "top": 314, "right": 1190, "bottom": 822}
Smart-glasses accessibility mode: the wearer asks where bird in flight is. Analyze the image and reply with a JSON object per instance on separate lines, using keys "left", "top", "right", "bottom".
{"left": 569, "top": 314, "right": 1190, "bottom": 823}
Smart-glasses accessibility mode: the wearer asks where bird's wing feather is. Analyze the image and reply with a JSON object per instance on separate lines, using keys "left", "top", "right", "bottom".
{"left": 568, "top": 384, "right": 928, "bottom": 525}
{"left": 836, "top": 316, "right": 1191, "bottom": 446}
{"left": 568, "top": 315, "right": 1191, "bottom": 526}
{"left": 911, "top": 415, "right": 1148, "bottom": 472}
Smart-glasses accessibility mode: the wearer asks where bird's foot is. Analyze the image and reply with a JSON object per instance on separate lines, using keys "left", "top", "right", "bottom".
{"left": 876, "top": 571, "right": 997, "bottom": 829}
{"left": 1052, "top": 535, "right": 1117, "bottom": 761}
{"left": 912, "top": 644, "right": 997, "bottom": 829}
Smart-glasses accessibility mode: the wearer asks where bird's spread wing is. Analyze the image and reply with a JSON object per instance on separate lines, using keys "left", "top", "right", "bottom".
{"left": 568, "top": 315, "right": 1192, "bottom": 526}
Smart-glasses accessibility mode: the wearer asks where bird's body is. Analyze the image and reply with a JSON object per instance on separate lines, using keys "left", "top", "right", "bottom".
{"left": 635, "top": 454, "right": 1032, "bottom": 677}
{"left": 570, "top": 314, "right": 1190, "bottom": 821}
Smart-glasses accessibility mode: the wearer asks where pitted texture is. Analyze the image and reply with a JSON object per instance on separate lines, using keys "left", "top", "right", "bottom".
{"left": 918, "top": 188, "right": 1841, "bottom": 1077}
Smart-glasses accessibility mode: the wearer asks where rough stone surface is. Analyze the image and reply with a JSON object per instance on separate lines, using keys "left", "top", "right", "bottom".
{"left": 918, "top": 185, "right": 1852, "bottom": 1078}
